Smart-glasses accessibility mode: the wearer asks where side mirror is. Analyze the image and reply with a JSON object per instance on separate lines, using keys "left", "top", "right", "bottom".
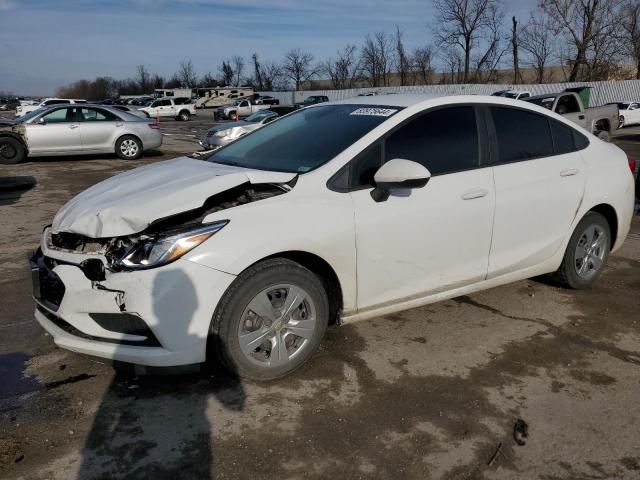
{"left": 371, "top": 159, "right": 431, "bottom": 202}
{"left": 38, "top": 117, "right": 46, "bottom": 125}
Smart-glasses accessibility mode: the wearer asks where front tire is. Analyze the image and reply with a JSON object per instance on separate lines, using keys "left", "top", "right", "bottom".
{"left": 210, "top": 258, "right": 329, "bottom": 381}
{"left": 177, "top": 110, "right": 190, "bottom": 121}
{"left": 115, "top": 135, "right": 142, "bottom": 160}
{"left": 0, "top": 137, "right": 26, "bottom": 165}
{"left": 618, "top": 116, "right": 625, "bottom": 129}
{"left": 554, "top": 212, "right": 611, "bottom": 289}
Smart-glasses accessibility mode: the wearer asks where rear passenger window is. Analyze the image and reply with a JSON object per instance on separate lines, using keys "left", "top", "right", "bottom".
{"left": 491, "top": 107, "right": 553, "bottom": 162}
{"left": 549, "top": 119, "right": 575, "bottom": 154}
{"left": 385, "top": 106, "right": 479, "bottom": 175}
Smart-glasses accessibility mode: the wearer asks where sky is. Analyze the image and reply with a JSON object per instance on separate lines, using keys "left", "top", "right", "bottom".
{"left": 0, "top": 0, "right": 536, "bottom": 96}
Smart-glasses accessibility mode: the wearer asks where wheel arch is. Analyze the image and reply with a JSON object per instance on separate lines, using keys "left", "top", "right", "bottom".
{"left": 115, "top": 133, "right": 143, "bottom": 150}
{"left": 0, "top": 132, "right": 29, "bottom": 154}
{"left": 587, "top": 203, "right": 618, "bottom": 248}
{"left": 246, "top": 250, "right": 344, "bottom": 325}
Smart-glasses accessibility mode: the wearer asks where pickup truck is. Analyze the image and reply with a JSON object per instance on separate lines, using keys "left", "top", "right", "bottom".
{"left": 216, "top": 99, "right": 270, "bottom": 120}
{"left": 524, "top": 88, "right": 618, "bottom": 141}
{"left": 15, "top": 98, "right": 87, "bottom": 117}
{"left": 294, "top": 95, "right": 329, "bottom": 110}
{"left": 138, "top": 97, "right": 196, "bottom": 121}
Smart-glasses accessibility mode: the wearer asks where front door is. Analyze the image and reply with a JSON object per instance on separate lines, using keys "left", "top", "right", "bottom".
{"left": 26, "top": 107, "right": 82, "bottom": 154}
{"left": 351, "top": 106, "right": 495, "bottom": 311}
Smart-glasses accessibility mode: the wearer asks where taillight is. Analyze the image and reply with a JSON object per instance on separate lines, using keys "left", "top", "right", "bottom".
{"left": 148, "top": 123, "right": 160, "bottom": 130}
{"left": 629, "top": 156, "right": 637, "bottom": 174}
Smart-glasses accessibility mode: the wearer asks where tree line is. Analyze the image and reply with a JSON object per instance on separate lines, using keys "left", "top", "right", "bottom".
{"left": 57, "top": 0, "right": 640, "bottom": 100}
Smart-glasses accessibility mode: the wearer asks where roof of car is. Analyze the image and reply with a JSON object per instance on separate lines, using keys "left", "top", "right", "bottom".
{"left": 327, "top": 94, "right": 445, "bottom": 107}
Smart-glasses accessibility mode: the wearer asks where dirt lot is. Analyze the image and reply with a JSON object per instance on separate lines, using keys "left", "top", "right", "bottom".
{"left": 1, "top": 117, "right": 639, "bottom": 480}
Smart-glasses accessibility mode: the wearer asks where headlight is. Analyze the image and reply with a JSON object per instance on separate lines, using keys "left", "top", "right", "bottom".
{"left": 214, "top": 129, "right": 230, "bottom": 137}
{"left": 117, "top": 221, "right": 228, "bottom": 270}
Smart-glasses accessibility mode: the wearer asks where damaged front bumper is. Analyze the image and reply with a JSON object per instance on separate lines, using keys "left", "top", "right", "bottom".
{"left": 30, "top": 233, "right": 237, "bottom": 367}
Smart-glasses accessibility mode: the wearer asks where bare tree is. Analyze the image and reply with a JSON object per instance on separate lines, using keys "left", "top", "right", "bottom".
{"left": 282, "top": 48, "right": 317, "bottom": 90}
{"left": 394, "top": 26, "right": 411, "bottom": 85}
{"left": 232, "top": 55, "right": 245, "bottom": 86}
{"left": 219, "top": 60, "right": 234, "bottom": 86}
{"left": 176, "top": 59, "right": 197, "bottom": 87}
{"left": 621, "top": 1, "right": 640, "bottom": 79}
{"left": 135, "top": 64, "right": 150, "bottom": 93}
{"left": 251, "top": 53, "right": 264, "bottom": 90}
{"left": 261, "top": 60, "right": 283, "bottom": 90}
{"left": 411, "top": 46, "right": 434, "bottom": 85}
{"left": 200, "top": 72, "right": 218, "bottom": 87}
{"left": 322, "top": 44, "right": 360, "bottom": 89}
{"left": 539, "top": 0, "right": 624, "bottom": 81}
{"left": 433, "top": 0, "right": 504, "bottom": 83}
{"left": 360, "top": 32, "right": 392, "bottom": 87}
{"left": 520, "top": 15, "right": 556, "bottom": 83}
{"left": 511, "top": 17, "right": 522, "bottom": 83}
{"left": 150, "top": 73, "right": 165, "bottom": 89}
{"left": 471, "top": 8, "right": 508, "bottom": 82}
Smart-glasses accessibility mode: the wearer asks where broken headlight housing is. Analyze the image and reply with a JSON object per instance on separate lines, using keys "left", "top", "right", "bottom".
{"left": 116, "top": 221, "right": 228, "bottom": 270}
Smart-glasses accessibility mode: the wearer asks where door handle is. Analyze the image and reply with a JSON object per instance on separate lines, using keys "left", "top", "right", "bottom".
{"left": 461, "top": 188, "right": 489, "bottom": 200}
{"left": 578, "top": 115, "right": 585, "bottom": 120}
{"left": 560, "top": 168, "right": 579, "bottom": 177}
{"left": 115, "top": 123, "right": 123, "bottom": 127}
{"left": 69, "top": 124, "right": 78, "bottom": 129}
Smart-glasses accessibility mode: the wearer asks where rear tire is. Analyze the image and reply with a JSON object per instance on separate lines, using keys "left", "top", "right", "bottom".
{"left": 554, "top": 212, "right": 611, "bottom": 289}
{"left": 618, "top": 116, "right": 625, "bottom": 129}
{"left": 0, "top": 137, "right": 26, "bottom": 165}
{"left": 115, "top": 135, "right": 142, "bottom": 160}
{"left": 210, "top": 258, "right": 329, "bottom": 381}
{"left": 596, "top": 130, "right": 610, "bottom": 142}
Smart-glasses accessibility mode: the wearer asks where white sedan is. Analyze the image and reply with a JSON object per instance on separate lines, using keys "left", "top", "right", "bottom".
{"left": 609, "top": 101, "right": 640, "bottom": 128}
{"left": 31, "top": 95, "right": 635, "bottom": 380}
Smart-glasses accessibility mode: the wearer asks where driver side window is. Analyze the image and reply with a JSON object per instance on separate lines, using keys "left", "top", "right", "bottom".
{"left": 41, "top": 108, "right": 74, "bottom": 123}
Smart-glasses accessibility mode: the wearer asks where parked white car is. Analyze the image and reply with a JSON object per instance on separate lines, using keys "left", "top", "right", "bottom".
{"left": 492, "top": 90, "right": 532, "bottom": 100}
{"left": 608, "top": 102, "right": 640, "bottom": 128}
{"left": 16, "top": 98, "right": 87, "bottom": 117}
{"left": 139, "top": 98, "right": 196, "bottom": 121}
{"left": 31, "top": 95, "right": 635, "bottom": 380}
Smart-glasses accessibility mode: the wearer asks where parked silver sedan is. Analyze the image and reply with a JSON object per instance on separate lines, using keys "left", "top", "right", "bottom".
{"left": 199, "top": 110, "right": 278, "bottom": 150}
{"left": 0, "top": 104, "right": 162, "bottom": 164}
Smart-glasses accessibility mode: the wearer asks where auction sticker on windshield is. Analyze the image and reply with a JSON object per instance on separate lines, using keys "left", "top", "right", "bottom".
{"left": 350, "top": 107, "right": 398, "bottom": 117}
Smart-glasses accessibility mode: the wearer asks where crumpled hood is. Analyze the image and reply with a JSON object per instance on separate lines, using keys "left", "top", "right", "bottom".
{"left": 52, "top": 157, "right": 296, "bottom": 238}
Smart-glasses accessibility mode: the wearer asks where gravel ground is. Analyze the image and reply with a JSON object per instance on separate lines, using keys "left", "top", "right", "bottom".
{"left": 0, "top": 116, "right": 639, "bottom": 480}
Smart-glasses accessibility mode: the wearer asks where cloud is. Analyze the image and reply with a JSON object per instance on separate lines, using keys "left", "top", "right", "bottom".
{"left": 0, "top": 0, "right": 16, "bottom": 11}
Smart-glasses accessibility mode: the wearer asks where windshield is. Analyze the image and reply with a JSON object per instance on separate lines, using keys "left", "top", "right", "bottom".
{"left": 245, "top": 111, "right": 272, "bottom": 122}
{"left": 203, "top": 104, "right": 400, "bottom": 173}
{"left": 503, "top": 92, "right": 519, "bottom": 99}
{"left": 16, "top": 108, "right": 47, "bottom": 122}
{"left": 526, "top": 96, "right": 555, "bottom": 109}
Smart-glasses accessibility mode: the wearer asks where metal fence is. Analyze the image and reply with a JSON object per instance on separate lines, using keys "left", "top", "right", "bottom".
{"left": 261, "top": 79, "right": 640, "bottom": 106}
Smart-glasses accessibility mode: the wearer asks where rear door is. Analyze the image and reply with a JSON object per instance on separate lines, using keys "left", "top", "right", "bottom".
{"left": 77, "top": 107, "right": 122, "bottom": 151}
{"left": 350, "top": 105, "right": 496, "bottom": 310}
{"left": 25, "top": 107, "right": 82, "bottom": 154}
{"left": 555, "top": 94, "right": 586, "bottom": 128}
{"left": 486, "top": 106, "right": 587, "bottom": 278}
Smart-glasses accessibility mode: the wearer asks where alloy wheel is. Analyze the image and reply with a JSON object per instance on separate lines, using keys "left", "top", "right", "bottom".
{"left": 120, "top": 139, "right": 139, "bottom": 158}
{"left": 574, "top": 225, "right": 607, "bottom": 280}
